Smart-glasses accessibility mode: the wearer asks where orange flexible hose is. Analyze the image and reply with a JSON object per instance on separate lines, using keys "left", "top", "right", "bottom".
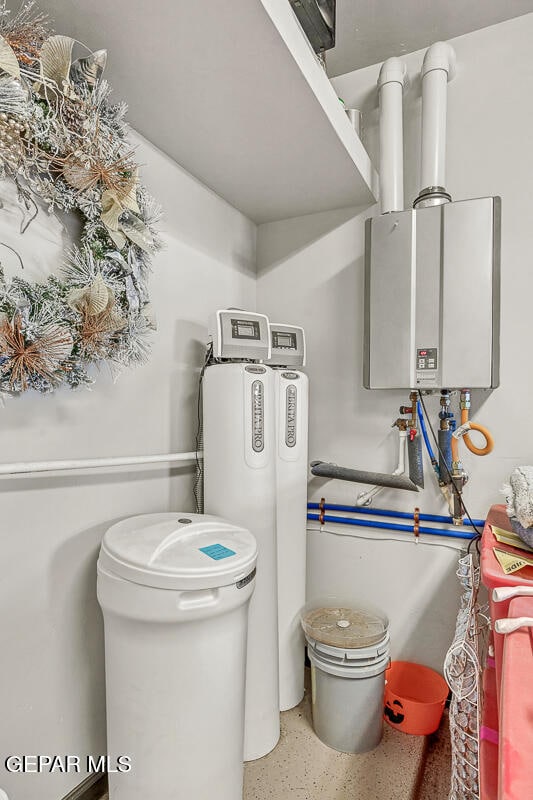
{"left": 451, "top": 434, "right": 459, "bottom": 465}
{"left": 461, "top": 408, "right": 494, "bottom": 457}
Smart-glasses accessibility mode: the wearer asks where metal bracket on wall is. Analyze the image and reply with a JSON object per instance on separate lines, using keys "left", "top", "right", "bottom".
{"left": 288, "top": 0, "right": 336, "bottom": 54}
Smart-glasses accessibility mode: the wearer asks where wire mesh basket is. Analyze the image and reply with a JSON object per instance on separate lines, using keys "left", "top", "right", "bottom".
{"left": 444, "top": 553, "right": 489, "bottom": 800}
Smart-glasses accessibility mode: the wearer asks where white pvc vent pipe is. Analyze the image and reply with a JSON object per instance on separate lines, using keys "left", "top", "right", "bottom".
{"left": 0, "top": 451, "right": 200, "bottom": 476}
{"left": 377, "top": 57, "right": 406, "bottom": 214}
{"left": 420, "top": 42, "right": 456, "bottom": 193}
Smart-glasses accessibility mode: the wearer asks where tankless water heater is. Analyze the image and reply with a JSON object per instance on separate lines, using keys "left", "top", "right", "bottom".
{"left": 364, "top": 196, "right": 501, "bottom": 390}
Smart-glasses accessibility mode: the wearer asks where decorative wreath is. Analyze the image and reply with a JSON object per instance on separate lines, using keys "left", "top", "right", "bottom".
{"left": 0, "top": 2, "right": 162, "bottom": 394}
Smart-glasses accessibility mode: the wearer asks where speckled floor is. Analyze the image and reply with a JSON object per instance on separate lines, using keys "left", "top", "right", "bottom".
{"left": 243, "top": 685, "right": 425, "bottom": 800}
{"left": 98, "top": 689, "right": 448, "bottom": 800}
{"left": 416, "top": 711, "right": 451, "bottom": 800}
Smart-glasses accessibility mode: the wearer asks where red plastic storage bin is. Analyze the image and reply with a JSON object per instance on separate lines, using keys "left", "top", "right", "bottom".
{"left": 480, "top": 505, "right": 533, "bottom": 710}
{"left": 480, "top": 650, "right": 498, "bottom": 800}
{"left": 498, "top": 596, "right": 533, "bottom": 800}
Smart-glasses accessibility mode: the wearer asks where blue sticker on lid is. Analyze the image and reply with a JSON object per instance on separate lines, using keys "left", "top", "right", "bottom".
{"left": 199, "top": 543, "right": 236, "bottom": 560}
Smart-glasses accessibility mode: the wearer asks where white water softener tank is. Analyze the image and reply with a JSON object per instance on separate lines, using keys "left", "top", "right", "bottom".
{"left": 203, "top": 310, "right": 280, "bottom": 761}
{"left": 97, "top": 513, "right": 257, "bottom": 800}
{"left": 267, "top": 323, "right": 309, "bottom": 711}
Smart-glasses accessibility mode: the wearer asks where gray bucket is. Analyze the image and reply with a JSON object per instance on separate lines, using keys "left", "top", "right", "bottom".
{"left": 307, "top": 640, "right": 390, "bottom": 753}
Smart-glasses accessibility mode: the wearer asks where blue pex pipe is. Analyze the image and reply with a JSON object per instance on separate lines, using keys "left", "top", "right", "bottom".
{"left": 417, "top": 400, "right": 436, "bottom": 463}
{"left": 307, "top": 512, "right": 475, "bottom": 540}
{"left": 307, "top": 503, "right": 485, "bottom": 529}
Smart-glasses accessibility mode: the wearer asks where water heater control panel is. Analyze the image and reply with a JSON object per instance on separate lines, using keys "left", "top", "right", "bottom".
{"left": 209, "top": 310, "right": 271, "bottom": 361}
{"left": 267, "top": 323, "right": 306, "bottom": 368}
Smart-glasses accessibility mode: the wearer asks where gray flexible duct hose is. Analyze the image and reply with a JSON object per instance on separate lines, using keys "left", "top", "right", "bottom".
{"left": 407, "top": 435, "right": 425, "bottom": 488}
{"left": 310, "top": 461, "right": 420, "bottom": 492}
{"left": 438, "top": 429, "right": 453, "bottom": 484}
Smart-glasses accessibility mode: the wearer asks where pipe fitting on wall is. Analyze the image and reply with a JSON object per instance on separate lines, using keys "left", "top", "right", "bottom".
{"left": 413, "top": 186, "right": 452, "bottom": 209}
{"left": 439, "top": 390, "right": 452, "bottom": 430}
{"left": 377, "top": 57, "right": 408, "bottom": 89}
{"left": 448, "top": 462, "right": 466, "bottom": 525}
{"left": 460, "top": 389, "right": 471, "bottom": 411}
{"left": 421, "top": 41, "right": 457, "bottom": 82}
{"left": 393, "top": 418, "right": 408, "bottom": 432}
{"left": 399, "top": 406, "right": 413, "bottom": 415}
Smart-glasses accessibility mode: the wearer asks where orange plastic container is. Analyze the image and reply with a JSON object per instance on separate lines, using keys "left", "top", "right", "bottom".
{"left": 384, "top": 661, "right": 449, "bottom": 735}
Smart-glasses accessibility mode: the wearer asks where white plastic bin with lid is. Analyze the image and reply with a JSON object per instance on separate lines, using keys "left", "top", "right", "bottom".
{"left": 302, "top": 603, "right": 390, "bottom": 754}
{"left": 97, "top": 512, "right": 257, "bottom": 800}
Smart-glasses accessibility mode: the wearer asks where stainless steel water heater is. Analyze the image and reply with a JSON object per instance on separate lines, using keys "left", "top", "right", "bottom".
{"left": 363, "top": 196, "right": 501, "bottom": 390}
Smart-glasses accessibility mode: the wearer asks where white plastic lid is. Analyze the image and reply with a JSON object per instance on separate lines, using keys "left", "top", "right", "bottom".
{"left": 99, "top": 513, "right": 258, "bottom": 591}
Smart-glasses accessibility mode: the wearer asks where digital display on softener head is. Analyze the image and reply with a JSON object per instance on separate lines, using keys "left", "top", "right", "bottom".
{"left": 231, "top": 318, "right": 260, "bottom": 340}
{"left": 272, "top": 331, "right": 297, "bottom": 349}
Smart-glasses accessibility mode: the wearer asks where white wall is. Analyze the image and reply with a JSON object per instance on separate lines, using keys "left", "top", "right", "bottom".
{"left": 257, "top": 14, "right": 533, "bottom": 670}
{"left": 3, "top": 13, "right": 533, "bottom": 795}
{"left": 0, "top": 132, "right": 256, "bottom": 800}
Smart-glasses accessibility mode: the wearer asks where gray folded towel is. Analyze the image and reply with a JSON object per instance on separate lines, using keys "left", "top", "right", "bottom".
{"left": 502, "top": 466, "right": 533, "bottom": 529}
